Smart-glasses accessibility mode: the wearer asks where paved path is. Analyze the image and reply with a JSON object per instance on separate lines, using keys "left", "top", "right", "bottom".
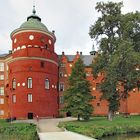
{"left": 37, "top": 117, "right": 76, "bottom": 132}
{"left": 15, "top": 117, "right": 96, "bottom": 140}
{"left": 39, "top": 131, "right": 95, "bottom": 140}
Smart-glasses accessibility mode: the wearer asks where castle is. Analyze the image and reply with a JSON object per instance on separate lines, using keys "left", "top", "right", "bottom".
{"left": 0, "top": 8, "right": 140, "bottom": 119}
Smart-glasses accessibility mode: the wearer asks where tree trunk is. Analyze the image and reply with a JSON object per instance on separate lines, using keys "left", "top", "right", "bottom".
{"left": 108, "top": 111, "right": 113, "bottom": 121}
{"left": 77, "top": 114, "right": 80, "bottom": 121}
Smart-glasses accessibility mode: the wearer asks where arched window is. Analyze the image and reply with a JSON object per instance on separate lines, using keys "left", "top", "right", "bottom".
{"left": 27, "top": 77, "right": 32, "bottom": 88}
{"left": 28, "top": 94, "right": 32, "bottom": 102}
{"left": 12, "top": 78, "right": 16, "bottom": 89}
{"left": 45, "top": 79, "right": 49, "bottom": 89}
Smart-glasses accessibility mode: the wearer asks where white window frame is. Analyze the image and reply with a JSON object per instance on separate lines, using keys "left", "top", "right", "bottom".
{"left": 59, "top": 96, "right": 64, "bottom": 104}
{"left": 59, "top": 83, "right": 64, "bottom": 91}
{"left": 0, "top": 98, "right": 4, "bottom": 104}
{"left": 45, "top": 79, "right": 49, "bottom": 89}
{"left": 12, "top": 95, "right": 16, "bottom": 103}
{"left": 0, "top": 63, "right": 4, "bottom": 71}
{"left": 28, "top": 77, "right": 32, "bottom": 88}
{"left": 0, "top": 110, "right": 4, "bottom": 115}
{"left": 28, "top": 94, "right": 32, "bottom": 102}
{"left": 0, "top": 75, "right": 4, "bottom": 80}
{"left": 12, "top": 78, "right": 16, "bottom": 89}
{"left": 0, "top": 87, "right": 4, "bottom": 95}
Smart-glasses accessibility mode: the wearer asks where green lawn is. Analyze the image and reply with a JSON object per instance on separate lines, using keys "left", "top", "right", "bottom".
{"left": 59, "top": 116, "right": 140, "bottom": 139}
{"left": 0, "top": 120, "right": 38, "bottom": 140}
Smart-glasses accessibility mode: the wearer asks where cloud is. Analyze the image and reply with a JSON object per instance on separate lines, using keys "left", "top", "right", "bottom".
{"left": 0, "top": 0, "right": 139, "bottom": 55}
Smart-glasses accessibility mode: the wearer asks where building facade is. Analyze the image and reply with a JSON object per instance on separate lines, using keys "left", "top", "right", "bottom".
{"left": 0, "top": 9, "right": 140, "bottom": 119}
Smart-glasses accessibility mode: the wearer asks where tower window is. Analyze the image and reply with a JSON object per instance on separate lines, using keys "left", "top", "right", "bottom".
{"left": 12, "top": 78, "right": 16, "bottom": 90}
{"left": 45, "top": 44, "right": 48, "bottom": 49}
{"left": 41, "top": 61, "right": 45, "bottom": 68}
{"left": 48, "top": 39, "right": 52, "bottom": 45}
{"left": 45, "top": 79, "right": 49, "bottom": 89}
{"left": 27, "top": 77, "right": 32, "bottom": 88}
{"left": 12, "top": 95, "right": 16, "bottom": 103}
{"left": 14, "top": 38, "right": 17, "bottom": 43}
{"left": 28, "top": 94, "right": 32, "bottom": 102}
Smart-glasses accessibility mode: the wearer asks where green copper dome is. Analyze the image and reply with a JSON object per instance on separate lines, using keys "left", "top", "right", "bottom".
{"left": 20, "top": 16, "right": 48, "bottom": 32}
{"left": 20, "top": 6, "right": 48, "bottom": 32}
{"left": 11, "top": 6, "right": 55, "bottom": 40}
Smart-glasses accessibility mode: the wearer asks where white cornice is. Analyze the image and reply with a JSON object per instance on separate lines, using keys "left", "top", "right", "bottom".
{"left": 7, "top": 56, "right": 58, "bottom": 66}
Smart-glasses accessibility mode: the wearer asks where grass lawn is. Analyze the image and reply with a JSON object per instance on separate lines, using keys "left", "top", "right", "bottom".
{"left": 0, "top": 119, "right": 38, "bottom": 140}
{"left": 59, "top": 116, "right": 140, "bottom": 139}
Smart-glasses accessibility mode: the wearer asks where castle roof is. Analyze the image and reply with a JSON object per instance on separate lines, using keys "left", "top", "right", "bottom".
{"left": 59, "top": 55, "right": 96, "bottom": 66}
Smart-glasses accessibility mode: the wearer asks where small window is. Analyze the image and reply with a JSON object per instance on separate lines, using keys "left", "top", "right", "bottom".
{"left": 0, "top": 63, "right": 4, "bottom": 71}
{"left": 17, "top": 46, "right": 20, "bottom": 50}
{"left": 45, "top": 44, "right": 48, "bottom": 49}
{"left": 0, "top": 87, "right": 4, "bottom": 95}
{"left": 48, "top": 39, "right": 52, "bottom": 45}
{"left": 59, "top": 83, "right": 64, "bottom": 91}
{"left": 27, "top": 77, "right": 32, "bottom": 88}
{"left": 59, "top": 72, "right": 63, "bottom": 77}
{"left": 60, "top": 63, "right": 65, "bottom": 67}
{"left": 12, "top": 95, "right": 16, "bottom": 103}
{"left": 97, "top": 103, "right": 100, "bottom": 106}
{"left": 21, "top": 45, "right": 26, "bottom": 49}
{"left": 12, "top": 78, "right": 16, "bottom": 90}
{"left": 59, "top": 96, "right": 64, "bottom": 104}
{"left": 45, "top": 79, "right": 49, "bottom": 89}
{"left": 41, "top": 61, "right": 45, "bottom": 68}
{"left": 14, "top": 38, "right": 17, "bottom": 43}
{"left": 0, "top": 75, "right": 4, "bottom": 80}
{"left": 96, "top": 83, "right": 101, "bottom": 90}
{"left": 0, "top": 110, "right": 4, "bottom": 115}
{"left": 28, "top": 94, "right": 32, "bottom": 102}
{"left": 0, "top": 98, "right": 4, "bottom": 104}
{"left": 93, "top": 96, "right": 96, "bottom": 99}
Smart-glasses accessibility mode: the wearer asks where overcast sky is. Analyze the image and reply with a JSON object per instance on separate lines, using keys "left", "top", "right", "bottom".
{"left": 0, "top": 0, "right": 139, "bottom": 55}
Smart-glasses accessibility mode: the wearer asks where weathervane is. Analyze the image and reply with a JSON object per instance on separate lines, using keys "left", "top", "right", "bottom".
{"left": 32, "top": 0, "right": 36, "bottom": 14}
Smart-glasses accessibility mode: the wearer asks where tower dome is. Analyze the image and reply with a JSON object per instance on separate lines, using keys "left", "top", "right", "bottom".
{"left": 11, "top": 6, "right": 54, "bottom": 37}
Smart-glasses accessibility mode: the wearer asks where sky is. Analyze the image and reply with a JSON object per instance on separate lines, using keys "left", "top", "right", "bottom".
{"left": 0, "top": 0, "right": 139, "bottom": 55}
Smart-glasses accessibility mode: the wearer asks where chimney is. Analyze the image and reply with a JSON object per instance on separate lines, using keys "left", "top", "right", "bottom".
{"left": 62, "top": 52, "right": 64, "bottom": 55}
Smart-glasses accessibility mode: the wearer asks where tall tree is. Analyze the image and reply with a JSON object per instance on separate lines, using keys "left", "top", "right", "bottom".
{"left": 89, "top": 1, "right": 140, "bottom": 120}
{"left": 63, "top": 58, "right": 93, "bottom": 121}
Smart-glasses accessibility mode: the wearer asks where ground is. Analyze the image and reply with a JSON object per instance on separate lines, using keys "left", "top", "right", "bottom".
{"left": 15, "top": 117, "right": 96, "bottom": 140}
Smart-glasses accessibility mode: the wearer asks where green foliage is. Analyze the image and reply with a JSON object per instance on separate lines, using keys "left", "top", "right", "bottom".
{"left": 63, "top": 58, "right": 93, "bottom": 120}
{"left": 59, "top": 116, "right": 140, "bottom": 139}
{"left": 89, "top": 1, "right": 140, "bottom": 117}
{"left": 0, "top": 120, "right": 38, "bottom": 140}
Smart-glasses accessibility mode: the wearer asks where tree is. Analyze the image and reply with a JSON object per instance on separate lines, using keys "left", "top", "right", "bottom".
{"left": 63, "top": 58, "right": 93, "bottom": 121}
{"left": 89, "top": 1, "right": 140, "bottom": 120}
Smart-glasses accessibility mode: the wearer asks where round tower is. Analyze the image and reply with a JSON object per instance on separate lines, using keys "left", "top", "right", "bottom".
{"left": 8, "top": 7, "right": 59, "bottom": 119}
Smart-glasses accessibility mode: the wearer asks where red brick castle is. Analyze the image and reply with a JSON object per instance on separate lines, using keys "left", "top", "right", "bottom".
{"left": 0, "top": 8, "right": 140, "bottom": 119}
